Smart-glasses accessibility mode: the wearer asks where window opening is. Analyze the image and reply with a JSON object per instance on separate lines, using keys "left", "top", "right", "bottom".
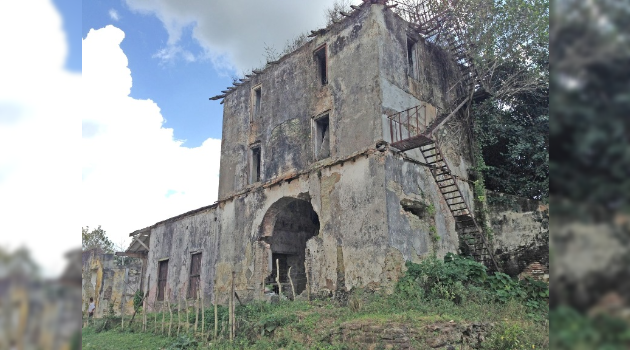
{"left": 253, "top": 86, "right": 261, "bottom": 118}
{"left": 251, "top": 146, "right": 261, "bottom": 183}
{"left": 188, "top": 253, "right": 202, "bottom": 299}
{"left": 157, "top": 259, "right": 169, "bottom": 301}
{"left": 314, "top": 45, "right": 327, "bottom": 85}
{"left": 407, "top": 36, "right": 417, "bottom": 77}
{"left": 314, "top": 114, "right": 330, "bottom": 160}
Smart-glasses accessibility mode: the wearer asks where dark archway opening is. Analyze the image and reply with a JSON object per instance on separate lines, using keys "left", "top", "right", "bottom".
{"left": 261, "top": 198, "right": 320, "bottom": 297}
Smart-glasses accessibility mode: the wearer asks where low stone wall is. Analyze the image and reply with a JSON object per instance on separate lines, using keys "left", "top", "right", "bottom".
{"left": 82, "top": 249, "right": 143, "bottom": 318}
{"left": 328, "top": 320, "right": 493, "bottom": 349}
{"left": 487, "top": 192, "right": 549, "bottom": 277}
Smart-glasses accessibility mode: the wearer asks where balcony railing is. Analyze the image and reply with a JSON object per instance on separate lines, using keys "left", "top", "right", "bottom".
{"left": 387, "top": 103, "right": 439, "bottom": 151}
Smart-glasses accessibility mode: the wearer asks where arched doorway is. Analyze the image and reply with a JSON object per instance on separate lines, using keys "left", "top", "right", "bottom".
{"left": 259, "top": 197, "right": 320, "bottom": 297}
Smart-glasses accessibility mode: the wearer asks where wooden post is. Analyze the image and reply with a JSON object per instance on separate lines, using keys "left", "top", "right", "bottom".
{"left": 306, "top": 260, "right": 311, "bottom": 302}
{"left": 142, "top": 292, "right": 147, "bottom": 332}
{"left": 186, "top": 298, "right": 190, "bottom": 332}
{"left": 153, "top": 300, "right": 158, "bottom": 334}
{"left": 230, "top": 271, "right": 235, "bottom": 341}
{"left": 168, "top": 288, "right": 173, "bottom": 337}
{"left": 214, "top": 278, "right": 218, "bottom": 340}
{"left": 200, "top": 285, "right": 205, "bottom": 338}
{"left": 161, "top": 299, "right": 165, "bottom": 335}
{"left": 276, "top": 259, "right": 282, "bottom": 296}
{"left": 177, "top": 291, "right": 181, "bottom": 337}
{"left": 184, "top": 281, "right": 189, "bottom": 332}
{"left": 121, "top": 267, "right": 128, "bottom": 330}
{"left": 194, "top": 286, "right": 199, "bottom": 334}
{"left": 288, "top": 266, "right": 295, "bottom": 300}
{"left": 228, "top": 285, "right": 232, "bottom": 340}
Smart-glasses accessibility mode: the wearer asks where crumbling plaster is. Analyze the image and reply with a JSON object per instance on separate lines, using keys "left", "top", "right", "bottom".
{"left": 81, "top": 250, "right": 142, "bottom": 318}
{"left": 487, "top": 192, "right": 549, "bottom": 276}
{"left": 129, "top": 3, "right": 546, "bottom": 311}
{"left": 218, "top": 6, "right": 384, "bottom": 199}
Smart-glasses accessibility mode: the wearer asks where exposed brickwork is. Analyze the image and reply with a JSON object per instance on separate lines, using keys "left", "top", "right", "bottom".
{"left": 518, "top": 261, "right": 548, "bottom": 282}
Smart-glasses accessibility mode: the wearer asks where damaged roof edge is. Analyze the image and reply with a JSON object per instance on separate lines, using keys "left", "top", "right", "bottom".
{"left": 128, "top": 202, "right": 220, "bottom": 237}
{"left": 209, "top": 1, "right": 378, "bottom": 101}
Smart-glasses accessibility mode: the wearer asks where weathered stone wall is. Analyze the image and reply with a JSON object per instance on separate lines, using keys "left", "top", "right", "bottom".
{"left": 145, "top": 152, "right": 395, "bottom": 308}
{"left": 81, "top": 249, "right": 143, "bottom": 318}
{"left": 487, "top": 192, "right": 549, "bottom": 277}
{"left": 384, "top": 153, "right": 462, "bottom": 263}
{"left": 138, "top": 3, "right": 502, "bottom": 309}
{"left": 218, "top": 6, "right": 384, "bottom": 199}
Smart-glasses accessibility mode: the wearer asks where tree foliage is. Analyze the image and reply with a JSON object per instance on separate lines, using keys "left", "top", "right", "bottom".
{"left": 393, "top": 0, "right": 549, "bottom": 200}
{"left": 82, "top": 225, "right": 115, "bottom": 253}
{"left": 551, "top": 0, "right": 630, "bottom": 215}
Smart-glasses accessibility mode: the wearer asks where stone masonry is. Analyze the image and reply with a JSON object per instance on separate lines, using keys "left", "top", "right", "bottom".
{"left": 120, "top": 2, "right": 546, "bottom": 311}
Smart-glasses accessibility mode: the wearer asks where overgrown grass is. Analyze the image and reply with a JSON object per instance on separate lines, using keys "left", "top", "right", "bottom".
{"left": 82, "top": 254, "right": 550, "bottom": 349}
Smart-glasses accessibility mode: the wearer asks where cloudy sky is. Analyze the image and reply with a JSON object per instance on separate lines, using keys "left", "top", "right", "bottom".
{"left": 1, "top": 0, "right": 361, "bottom": 277}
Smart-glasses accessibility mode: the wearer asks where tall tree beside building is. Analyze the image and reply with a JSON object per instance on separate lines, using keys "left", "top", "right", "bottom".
{"left": 82, "top": 225, "right": 114, "bottom": 253}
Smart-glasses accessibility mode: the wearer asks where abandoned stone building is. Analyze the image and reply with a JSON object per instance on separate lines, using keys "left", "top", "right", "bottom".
{"left": 100, "top": 1, "right": 548, "bottom": 312}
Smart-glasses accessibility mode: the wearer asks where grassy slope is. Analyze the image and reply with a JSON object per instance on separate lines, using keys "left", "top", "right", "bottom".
{"left": 82, "top": 291, "right": 549, "bottom": 350}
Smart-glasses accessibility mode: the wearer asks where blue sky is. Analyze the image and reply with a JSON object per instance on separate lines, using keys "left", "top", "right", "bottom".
{"left": 0, "top": 0, "right": 359, "bottom": 277}
{"left": 78, "top": 0, "right": 362, "bottom": 251}
{"left": 81, "top": 0, "right": 230, "bottom": 145}
{"left": 80, "top": 0, "right": 354, "bottom": 147}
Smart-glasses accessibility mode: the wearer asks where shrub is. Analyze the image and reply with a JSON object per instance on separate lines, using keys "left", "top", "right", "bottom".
{"left": 395, "top": 253, "right": 548, "bottom": 316}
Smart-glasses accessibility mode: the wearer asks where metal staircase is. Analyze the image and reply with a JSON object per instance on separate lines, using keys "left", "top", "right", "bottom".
{"left": 388, "top": 105, "right": 498, "bottom": 269}
{"left": 419, "top": 142, "right": 499, "bottom": 270}
{"left": 387, "top": 0, "right": 498, "bottom": 269}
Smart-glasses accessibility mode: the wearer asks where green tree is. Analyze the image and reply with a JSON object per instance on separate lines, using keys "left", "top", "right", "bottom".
{"left": 82, "top": 225, "right": 114, "bottom": 253}
{"left": 393, "top": 0, "right": 549, "bottom": 200}
{"left": 551, "top": 0, "right": 630, "bottom": 215}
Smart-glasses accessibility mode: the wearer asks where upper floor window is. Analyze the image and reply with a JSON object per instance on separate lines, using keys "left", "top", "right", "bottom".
{"left": 252, "top": 85, "right": 262, "bottom": 120}
{"left": 250, "top": 145, "right": 261, "bottom": 183}
{"left": 314, "top": 44, "right": 328, "bottom": 85}
{"left": 314, "top": 113, "right": 330, "bottom": 160}
{"left": 407, "top": 36, "right": 417, "bottom": 78}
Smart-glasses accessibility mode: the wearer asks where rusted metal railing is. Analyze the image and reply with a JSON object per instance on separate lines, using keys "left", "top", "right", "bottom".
{"left": 388, "top": 104, "right": 427, "bottom": 145}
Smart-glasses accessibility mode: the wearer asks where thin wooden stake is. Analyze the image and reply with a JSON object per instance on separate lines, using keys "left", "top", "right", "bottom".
{"left": 194, "top": 286, "right": 199, "bottom": 334}
{"left": 214, "top": 279, "right": 218, "bottom": 340}
{"left": 161, "top": 300, "right": 165, "bottom": 335}
{"left": 168, "top": 288, "right": 173, "bottom": 337}
{"left": 154, "top": 301, "right": 158, "bottom": 334}
{"left": 186, "top": 298, "right": 190, "bottom": 332}
{"left": 228, "top": 286, "right": 232, "bottom": 340}
{"left": 121, "top": 300, "right": 124, "bottom": 330}
{"left": 288, "top": 266, "right": 295, "bottom": 300}
{"left": 142, "top": 291, "right": 147, "bottom": 332}
{"left": 177, "top": 292, "right": 181, "bottom": 337}
{"left": 200, "top": 285, "right": 205, "bottom": 338}
{"left": 306, "top": 260, "right": 311, "bottom": 302}
{"left": 230, "top": 271, "right": 235, "bottom": 341}
{"left": 276, "top": 259, "right": 282, "bottom": 296}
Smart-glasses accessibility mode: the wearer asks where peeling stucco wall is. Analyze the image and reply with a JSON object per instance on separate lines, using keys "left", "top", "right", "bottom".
{"left": 81, "top": 249, "right": 143, "bottom": 318}
{"left": 218, "top": 5, "right": 384, "bottom": 199}
{"left": 132, "top": 3, "right": 547, "bottom": 310}
{"left": 487, "top": 192, "right": 549, "bottom": 277}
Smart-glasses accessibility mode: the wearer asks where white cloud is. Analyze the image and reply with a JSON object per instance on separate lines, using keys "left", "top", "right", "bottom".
{"left": 123, "top": 0, "right": 360, "bottom": 73}
{"left": 0, "top": 0, "right": 80, "bottom": 277}
{"left": 82, "top": 26, "right": 221, "bottom": 252}
{"left": 153, "top": 44, "right": 196, "bottom": 64}
{"left": 109, "top": 9, "right": 120, "bottom": 21}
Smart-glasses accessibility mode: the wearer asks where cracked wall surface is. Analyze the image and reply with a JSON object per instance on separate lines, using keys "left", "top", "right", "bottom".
{"left": 81, "top": 249, "right": 142, "bottom": 318}
{"left": 130, "top": 3, "right": 547, "bottom": 309}
{"left": 487, "top": 192, "right": 549, "bottom": 277}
